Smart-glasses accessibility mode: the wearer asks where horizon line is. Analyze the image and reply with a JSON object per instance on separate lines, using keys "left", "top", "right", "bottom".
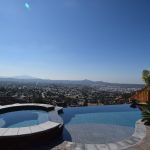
{"left": 0, "top": 75, "right": 144, "bottom": 85}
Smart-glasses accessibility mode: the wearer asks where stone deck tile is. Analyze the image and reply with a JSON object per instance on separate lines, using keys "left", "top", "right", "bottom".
{"left": 30, "top": 125, "right": 43, "bottom": 133}
{"left": 39, "top": 121, "right": 60, "bottom": 130}
{"left": 123, "top": 125, "right": 150, "bottom": 150}
{"left": 85, "top": 144, "right": 98, "bottom": 150}
{"left": 0, "top": 128, "right": 8, "bottom": 135}
{"left": 18, "top": 127, "right": 31, "bottom": 135}
{"left": 3, "top": 128, "right": 19, "bottom": 136}
{"left": 124, "top": 148, "right": 141, "bottom": 150}
{"left": 107, "top": 143, "right": 119, "bottom": 150}
{"left": 95, "top": 144, "right": 109, "bottom": 150}
{"left": 117, "top": 141, "right": 130, "bottom": 148}
{"left": 74, "top": 143, "right": 85, "bottom": 150}
{"left": 65, "top": 142, "right": 75, "bottom": 150}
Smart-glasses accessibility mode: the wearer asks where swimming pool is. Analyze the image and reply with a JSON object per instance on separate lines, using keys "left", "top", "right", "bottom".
{"left": 0, "top": 104, "right": 142, "bottom": 144}
{"left": 60, "top": 104, "right": 141, "bottom": 144}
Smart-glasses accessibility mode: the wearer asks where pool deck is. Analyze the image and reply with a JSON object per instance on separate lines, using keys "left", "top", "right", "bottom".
{"left": 51, "top": 120, "right": 149, "bottom": 150}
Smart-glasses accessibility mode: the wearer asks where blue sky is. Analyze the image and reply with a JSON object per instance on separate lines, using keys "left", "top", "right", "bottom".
{"left": 0, "top": 0, "right": 150, "bottom": 83}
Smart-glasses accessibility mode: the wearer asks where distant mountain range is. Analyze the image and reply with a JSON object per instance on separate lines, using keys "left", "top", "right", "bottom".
{"left": 13, "top": 75, "right": 40, "bottom": 79}
{"left": 0, "top": 75, "right": 144, "bottom": 88}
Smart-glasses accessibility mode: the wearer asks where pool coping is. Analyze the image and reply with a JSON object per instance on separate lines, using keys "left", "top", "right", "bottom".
{"left": 0, "top": 103, "right": 63, "bottom": 138}
{"left": 59, "top": 119, "right": 146, "bottom": 150}
{"left": 0, "top": 121, "right": 62, "bottom": 137}
{"left": 0, "top": 103, "right": 55, "bottom": 114}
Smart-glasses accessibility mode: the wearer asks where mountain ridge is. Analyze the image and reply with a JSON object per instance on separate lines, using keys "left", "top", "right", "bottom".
{"left": 0, "top": 76, "right": 144, "bottom": 88}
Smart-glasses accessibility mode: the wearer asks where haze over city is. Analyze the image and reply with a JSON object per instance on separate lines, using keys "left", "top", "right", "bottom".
{"left": 0, "top": 0, "right": 150, "bottom": 83}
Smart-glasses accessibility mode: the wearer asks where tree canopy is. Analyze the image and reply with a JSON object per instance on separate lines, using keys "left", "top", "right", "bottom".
{"left": 142, "top": 70, "right": 150, "bottom": 88}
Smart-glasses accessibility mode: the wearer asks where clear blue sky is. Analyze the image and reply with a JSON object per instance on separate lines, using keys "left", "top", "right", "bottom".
{"left": 0, "top": 0, "right": 150, "bottom": 83}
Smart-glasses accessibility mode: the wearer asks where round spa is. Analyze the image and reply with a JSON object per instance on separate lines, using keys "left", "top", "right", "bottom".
{"left": 0, "top": 104, "right": 63, "bottom": 148}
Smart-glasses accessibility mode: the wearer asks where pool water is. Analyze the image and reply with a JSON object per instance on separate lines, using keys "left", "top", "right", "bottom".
{"left": 0, "top": 110, "right": 50, "bottom": 128}
{"left": 61, "top": 104, "right": 141, "bottom": 127}
{"left": 60, "top": 104, "right": 141, "bottom": 144}
{"left": 0, "top": 104, "right": 142, "bottom": 144}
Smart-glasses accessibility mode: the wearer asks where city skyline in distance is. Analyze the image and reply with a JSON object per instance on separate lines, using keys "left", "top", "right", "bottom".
{"left": 0, "top": 0, "right": 150, "bottom": 84}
